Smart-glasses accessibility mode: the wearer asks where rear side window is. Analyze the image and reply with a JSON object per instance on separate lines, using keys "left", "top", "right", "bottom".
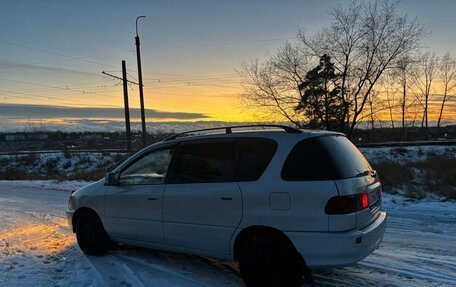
{"left": 281, "top": 135, "right": 371, "bottom": 181}
{"left": 281, "top": 137, "right": 335, "bottom": 181}
{"left": 236, "top": 138, "right": 277, "bottom": 181}
{"left": 169, "top": 141, "right": 236, "bottom": 183}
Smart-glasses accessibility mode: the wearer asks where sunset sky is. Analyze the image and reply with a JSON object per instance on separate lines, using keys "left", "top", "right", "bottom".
{"left": 1, "top": 0, "right": 456, "bottom": 130}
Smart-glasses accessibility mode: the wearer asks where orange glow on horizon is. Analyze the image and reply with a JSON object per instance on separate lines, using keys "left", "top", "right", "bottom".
{"left": 2, "top": 81, "right": 455, "bottom": 124}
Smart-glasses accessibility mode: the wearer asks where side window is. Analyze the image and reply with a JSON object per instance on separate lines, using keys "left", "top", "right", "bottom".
{"left": 119, "top": 148, "right": 174, "bottom": 185}
{"left": 236, "top": 138, "right": 277, "bottom": 181}
{"left": 281, "top": 137, "right": 336, "bottom": 181}
{"left": 169, "top": 141, "right": 236, "bottom": 183}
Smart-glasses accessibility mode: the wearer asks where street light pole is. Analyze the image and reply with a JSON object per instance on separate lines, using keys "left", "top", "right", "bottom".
{"left": 135, "top": 15, "right": 147, "bottom": 147}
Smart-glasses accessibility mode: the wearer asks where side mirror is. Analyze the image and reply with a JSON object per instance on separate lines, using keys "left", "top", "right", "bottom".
{"left": 105, "top": 172, "right": 119, "bottom": 185}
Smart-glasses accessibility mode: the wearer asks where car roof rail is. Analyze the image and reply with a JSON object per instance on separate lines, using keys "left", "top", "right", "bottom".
{"left": 164, "top": 124, "right": 302, "bottom": 141}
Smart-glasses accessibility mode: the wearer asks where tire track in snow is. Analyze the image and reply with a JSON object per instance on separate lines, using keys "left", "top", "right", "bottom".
{"left": 114, "top": 249, "right": 243, "bottom": 287}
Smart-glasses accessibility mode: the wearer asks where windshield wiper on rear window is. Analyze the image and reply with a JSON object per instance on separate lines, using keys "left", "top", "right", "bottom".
{"left": 354, "top": 170, "right": 377, "bottom": 178}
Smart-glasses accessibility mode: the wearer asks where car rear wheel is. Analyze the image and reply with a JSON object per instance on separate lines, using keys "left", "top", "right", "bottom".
{"left": 239, "top": 236, "right": 300, "bottom": 287}
{"left": 76, "top": 212, "right": 109, "bottom": 255}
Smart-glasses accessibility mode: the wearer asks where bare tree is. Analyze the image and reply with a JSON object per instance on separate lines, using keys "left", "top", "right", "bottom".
{"left": 357, "top": 88, "right": 390, "bottom": 132}
{"left": 298, "top": 0, "right": 424, "bottom": 137}
{"left": 385, "top": 86, "right": 396, "bottom": 129}
{"left": 393, "top": 55, "right": 415, "bottom": 132}
{"left": 240, "top": 0, "right": 423, "bottom": 136}
{"left": 413, "top": 52, "right": 439, "bottom": 129}
{"left": 408, "top": 98, "right": 421, "bottom": 128}
{"left": 436, "top": 52, "right": 456, "bottom": 134}
{"left": 367, "top": 91, "right": 377, "bottom": 130}
{"left": 24, "top": 119, "right": 46, "bottom": 134}
{"left": 239, "top": 43, "right": 311, "bottom": 127}
{"left": 378, "top": 73, "right": 401, "bottom": 130}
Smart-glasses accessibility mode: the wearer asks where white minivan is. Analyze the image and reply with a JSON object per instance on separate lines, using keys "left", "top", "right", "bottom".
{"left": 67, "top": 125, "right": 386, "bottom": 287}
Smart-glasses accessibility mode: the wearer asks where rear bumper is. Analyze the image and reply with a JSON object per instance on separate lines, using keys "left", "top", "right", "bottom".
{"left": 286, "top": 210, "right": 387, "bottom": 268}
{"left": 66, "top": 209, "right": 75, "bottom": 232}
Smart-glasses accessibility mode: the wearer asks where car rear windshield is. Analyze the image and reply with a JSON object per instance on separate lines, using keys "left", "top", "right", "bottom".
{"left": 281, "top": 135, "right": 372, "bottom": 181}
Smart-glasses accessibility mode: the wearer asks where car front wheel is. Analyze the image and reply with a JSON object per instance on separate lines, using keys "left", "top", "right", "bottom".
{"left": 76, "top": 212, "right": 109, "bottom": 255}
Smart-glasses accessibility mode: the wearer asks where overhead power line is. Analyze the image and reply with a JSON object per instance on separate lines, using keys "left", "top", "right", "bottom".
{"left": 102, "top": 71, "right": 139, "bottom": 86}
{"left": 149, "top": 37, "right": 296, "bottom": 50}
{"left": 0, "top": 40, "right": 119, "bottom": 69}
{"left": 0, "top": 76, "right": 116, "bottom": 100}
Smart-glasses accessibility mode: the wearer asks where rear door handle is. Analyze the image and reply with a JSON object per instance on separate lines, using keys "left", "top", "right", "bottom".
{"left": 221, "top": 196, "right": 232, "bottom": 201}
{"left": 148, "top": 197, "right": 158, "bottom": 201}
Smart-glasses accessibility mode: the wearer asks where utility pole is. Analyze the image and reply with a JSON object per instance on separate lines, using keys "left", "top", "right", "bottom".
{"left": 102, "top": 64, "right": 140, "bottom": 152}
{"left": 121, "top": 60, "right": 132, "bottom": 152}
{"left": 135, "top": 15, "right": 147, "bottom": 147}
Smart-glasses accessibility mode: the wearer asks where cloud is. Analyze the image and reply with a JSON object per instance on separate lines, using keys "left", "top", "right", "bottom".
{"left": 0, "top": 103, "right": 210, "bottom": 120}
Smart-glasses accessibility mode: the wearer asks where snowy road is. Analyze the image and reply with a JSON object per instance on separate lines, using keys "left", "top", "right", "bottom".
{"left": 0, "top": 181, "right": 455, "bottom": 287}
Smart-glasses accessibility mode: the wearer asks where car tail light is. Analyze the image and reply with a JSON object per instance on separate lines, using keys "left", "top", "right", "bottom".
{"left": 325, "top": 193, "right": 370, "bottom": 214}
{"left": 361, "top": 193, "right": 369, "bottom": 209}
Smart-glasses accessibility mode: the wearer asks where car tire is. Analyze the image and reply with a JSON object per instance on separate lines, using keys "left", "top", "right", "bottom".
{"left": 76, "top": 212, "right": 110, "bottom": 256}
{"left": 239, "top": 236, "right": 300, "bottom": 287}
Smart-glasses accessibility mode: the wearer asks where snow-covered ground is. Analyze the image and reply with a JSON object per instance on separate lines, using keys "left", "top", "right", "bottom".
{"left": 0, "top": 152, "right": 128, "bottom": 178}
{"left": 0, "top": 181, "right": 455, "bottom": 287}
{"left": 359, "top": 145, "right": 456, "bottom": 164}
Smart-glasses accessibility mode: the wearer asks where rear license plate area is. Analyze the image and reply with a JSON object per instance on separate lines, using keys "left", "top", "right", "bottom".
{"left": 368, "top": 187, "right": 381, "bottom": 207}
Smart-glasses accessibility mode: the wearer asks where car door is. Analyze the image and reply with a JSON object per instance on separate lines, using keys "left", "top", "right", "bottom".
{"left": 104, "top": 146, "right": 175, "bottom": 244}
{"left": 163, "top": 139, "right": 242, "bottom": 256}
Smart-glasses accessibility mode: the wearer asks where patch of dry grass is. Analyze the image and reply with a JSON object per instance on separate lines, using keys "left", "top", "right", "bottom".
{"left": 374, "top": 156, "right": 456, "bottom": 200}
{"left": 375, "top": 162, "right": 414, "bottom": 189}
{"left": 412, "top": 157, "right": 456, "bottom": 200}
